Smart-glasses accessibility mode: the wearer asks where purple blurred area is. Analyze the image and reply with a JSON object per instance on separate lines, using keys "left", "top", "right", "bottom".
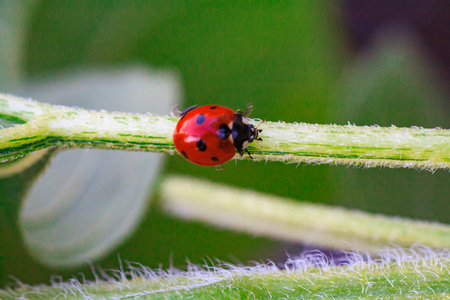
{"left": 342, "top": 0, "right": 450, "bottom": 83}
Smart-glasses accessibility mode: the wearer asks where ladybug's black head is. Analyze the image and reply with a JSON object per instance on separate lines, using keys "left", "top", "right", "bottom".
{"left": 248, "top": 123, "right": 262, "bottom": 143}
{"left": 231, "top": 114, "right": 262, "bottom": 157}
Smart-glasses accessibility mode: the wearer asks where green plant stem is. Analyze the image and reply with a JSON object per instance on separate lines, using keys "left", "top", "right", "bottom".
{"left": 3, "top": 251, "right": 450, "bottom": 299}
{"left": 1, "top": 92, "right": 449, "bottom": 170}
{"left": 161, "top": 176, "right": 450, "bottom": 251}
{"left": 0, "top": 93, "right": 176, "bottom": 162}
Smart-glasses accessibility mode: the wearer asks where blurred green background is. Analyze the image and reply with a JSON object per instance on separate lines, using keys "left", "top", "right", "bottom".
{"left": 1, "top": 0, "right": 449, "bottom": 287}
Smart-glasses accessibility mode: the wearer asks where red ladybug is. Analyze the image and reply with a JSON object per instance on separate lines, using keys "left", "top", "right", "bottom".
{"left": 173, "top": 104, "right": 262, "bottom": 166}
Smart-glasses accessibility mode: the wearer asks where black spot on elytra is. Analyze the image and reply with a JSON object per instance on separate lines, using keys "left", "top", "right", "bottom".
{"left": 218, "top": 123, "right": 231, "bottom": 139}
{"left": 211, "top": 156, "right": 219, "bottom": 161}
{"left": 210, "top": 106, "right": 217, "bottom": 109}
{"left": 196, "top": 114, "right": 205, "bottom": 125}
{"left": 181, "top": 151, "right": 188, "bottom": 159}
{"left": 196, "top": 140, "right": 207, "bottom": 151}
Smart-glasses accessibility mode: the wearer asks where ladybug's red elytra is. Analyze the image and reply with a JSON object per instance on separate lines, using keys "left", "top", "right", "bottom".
{"left": 173, "top": 104, "right": 262, "bottom": 166}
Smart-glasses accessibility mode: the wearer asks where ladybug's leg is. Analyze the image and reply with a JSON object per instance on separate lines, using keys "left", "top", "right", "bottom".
{"left": 245, "top": 149, "right": 254, "bottom": 159}
{"left": 215, "top": 164, "right": 225, "bottom": 172}
{"left": 236, "top": 103, "right": 253, "bottom": 117}
{"left": 243, "top": 103, "right": 253, "bottom": 117}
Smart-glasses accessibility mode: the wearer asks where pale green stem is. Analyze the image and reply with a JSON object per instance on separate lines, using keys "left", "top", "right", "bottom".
{"left": 1, "top": 92, "right": 449, "bottom": 170}
{"left": 161, "top": 176, "right": 450, "bottom": 251}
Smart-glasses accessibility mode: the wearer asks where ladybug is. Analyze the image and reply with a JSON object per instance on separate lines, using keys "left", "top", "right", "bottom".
{"left": 173, "top": 104, "right": 262, "bottom": 166}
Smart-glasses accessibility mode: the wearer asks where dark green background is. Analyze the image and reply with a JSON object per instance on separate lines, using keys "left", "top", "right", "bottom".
{"left": 1, "top": 1, "right": 449, "bottom": 287}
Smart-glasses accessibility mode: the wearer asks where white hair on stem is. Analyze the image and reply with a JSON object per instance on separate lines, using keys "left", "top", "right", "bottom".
{"left": 2, "top": 246, "right": 450, "bottom": 299}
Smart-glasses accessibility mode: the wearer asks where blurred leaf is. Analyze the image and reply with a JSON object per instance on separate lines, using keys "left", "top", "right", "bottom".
{"left": 0, "top": 149, "right": 55, "bottom": 227}
{"left": 328, "top": 28, "right": 450, "bottom": 222}
{"left": 0, "top": 0, "right": 38, "bottom": 89}
{"left": 6, "top": 67, "right": 179, "bottom": 268}
{"left": 329, "top": 28, "right": 449, "bottom": 128}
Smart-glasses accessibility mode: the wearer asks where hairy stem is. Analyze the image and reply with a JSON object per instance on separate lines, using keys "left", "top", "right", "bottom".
{"left": 1, "top": 92, "right": 449, "bottom": 170}
{"left": 3, "top": 248, "right": 450, "bottom": 299}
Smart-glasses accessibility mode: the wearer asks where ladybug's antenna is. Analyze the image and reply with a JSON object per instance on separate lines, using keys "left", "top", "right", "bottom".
{"left": 171, "top": 104, "right": 181, "bottom": 117}
{"left": 254, "top": 120, "right": 265, "bottom": 141}
{"left": 255, "top": 120, "right": 265, "bottom": 129}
